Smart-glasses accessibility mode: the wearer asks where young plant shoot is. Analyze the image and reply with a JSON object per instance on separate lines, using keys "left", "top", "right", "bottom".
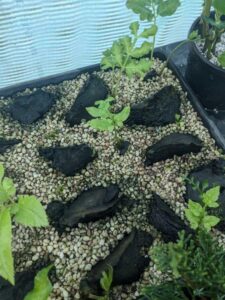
{"left": 126, "top": 0, "right": 181, "bottom": 57}
{"left": 141, "top": 182, "right": 225, "bottom": 300}
{"left": 101, "top": 21, "right": 154, "bottom": 96}
{"left": 0, "top": 163, "right": 49, "bottom": 285}
{"left": 24, "top": 265, "right": 53, "bottom": 300}
{"left": 89, "top": 265, "right": 113, "bottom": 300}
{"left": 86, "top": 97, "right": 130, "bottom": 145}
{"left": 201, "top": 0, "right": 225, "bottom": 65}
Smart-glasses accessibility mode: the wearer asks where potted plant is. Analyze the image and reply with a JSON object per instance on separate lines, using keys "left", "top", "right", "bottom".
{"left": 185, "top": 0, "right": 225, "bottom": 110}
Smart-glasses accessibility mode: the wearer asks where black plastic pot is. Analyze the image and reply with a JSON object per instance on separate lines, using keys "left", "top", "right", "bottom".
{"left": 186, "top": 16, "right": 225, "bottom": 110}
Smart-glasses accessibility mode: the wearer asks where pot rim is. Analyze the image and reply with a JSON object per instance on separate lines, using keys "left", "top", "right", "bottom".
{"left": 189, "top": 15, "right": 225, "bottom": 75}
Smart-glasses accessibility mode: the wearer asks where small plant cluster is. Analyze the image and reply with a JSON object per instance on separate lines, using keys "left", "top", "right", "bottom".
{"left": 101, "top": 21, "right": 154, "bottom": 96}
{"left": 0, "top": 163, "right": 49, "bottom": 285}
{"left": 141, "top": 182, "right": 225, "bottom": 300}
{"left": 89, "top": 265, "right": 113, "bottom": 300}
{"left": 201, "top": 0, "right": 225, "bottom": 66}
{"left": 86, "top": 97, "right": 130, "bottom": 143}
{"left": 86, "top": 0, "right": 181, "bottom": 141}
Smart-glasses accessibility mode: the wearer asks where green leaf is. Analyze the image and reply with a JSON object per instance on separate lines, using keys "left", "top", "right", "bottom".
{"left": 125, "top": 58, "right": 153, "bottom": 78}
{"left": 114, "top": 106, "right": 130, "bottom": 123}
{"left": 0, "top": 164, "right": 4, "bottom": 182}
{"left": 86, "top": 107, "right": 107, "bottom": 118}
{"left": 218, "top": 52, "right": 225, "bottom": 68}
{"left": 24, "top": 265, "right": 53, "bottom": 300}
{"left": 185, "top": 209, "right": 199, "bottom": 230}
{"left": 111, "top": 40, "right": 124, "bottom": 67}
{"left": 130, "top": 21, "right": 140, "bottom": 36}
{"left": 202, "top": 186, "right": 220, "bottom": 208}
{"left": 100, "top": 266, "right": 113, "bottom": 293}
{"left": 203, "top": 215, "right": 220, "bottom": 231}
{"left": 121, "top": 36, "right": 133, "bottom": 55}
{"left": 131, "top": 41, "right": 152, "bottom": 58}
{"left": 158, "top": 0, "right": 181, "bottom": 16}
{"left": 87, "top": 119, "right": 114, "bottom": 132}
{"left": 14, "top": 195, "right": 49, "bottom": 227}
{"left": 213, "top": 0, "right": 225, "bottom": 14}
{"left": 0, "top": 208, "right": 14, "bottom": 285}
{"left": 188, "top": 30, "right": 199, "bottom": 41}
{"left": 101, "top": 49, "right": 115, "bottom": 70}
{"left": 140, "top": 25, "right": 158, "bottom": 38}
{"left": 2, "top": 178, "right": 16, "bottom": 199}
{"left": 187, "top": 200, "right": 203, "bottom": 217}
{"left": 126, "top": 0, "right": 154, "bottom": 21}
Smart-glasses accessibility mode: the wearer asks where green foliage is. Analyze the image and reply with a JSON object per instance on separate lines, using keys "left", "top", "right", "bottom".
{"left": 141, "top": 181, "right": 225, "bottom": 300}
{"left": 201, "top": 0, "right": 225, "bottom": 63}
{"left": 141, "top": 281, "right": 185, "bottom": 300}
{"left": 24, "top": 265, "right": 53, "bottom": 300}
{"left": 86, "top": 97, "right": 130, "bottom": 134}
{"left": 90, "top": 266, "right": 113, "bottom": 300}
{"left": 126, "top": 0, "right": 181, "bottom": 21}
{"left": 0, "top": 163, "right": 49, "bottom": 285}
{"left": 101, "top": 21, "right": 153, "bottom": 94}
{"left": 185, "top": 185, "right": 220, "bottom": 231}
{"left": 213, "top": 0, "right": 225, "bottom": 14}
{"left": 14, "top": 195, "right": 49, "bottom": 227}
{"left": 218, "top": 51, "right": 225, "bottom": 67}
{"left": 0, "top": 208, "right": 14, "bottom": 285}
{"left": 144, "top": 229, "right": 225, "bottom": 299}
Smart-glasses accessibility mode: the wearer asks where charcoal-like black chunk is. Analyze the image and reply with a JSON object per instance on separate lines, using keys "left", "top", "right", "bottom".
{"left": 8, "top": 90, "right": 55, "bottom": 124}
{"left": 148, "top": 193, "right": 192, "bottom": 242}
{"left": 80, "top": 230, "right": 153, "bottom": 299}
{"left": 145, "top": 133, "right": 202, "bottom": 166}
{"left": 39, "top": 144, "right": 95, "bottom": 176}
{"left": 47, "top": 185, "right": 120, "bottom": 228}
{"left": 0, "top": 138, "right": 21, "bottom": 154}
{"left": 127, "top": 86, "right": 181, "bottom": 127}
{"left": 65, "top": 75, "right": 108, "bottom": 126}
{"left": 0, "top": 271, "right": 35, "bottom": 300}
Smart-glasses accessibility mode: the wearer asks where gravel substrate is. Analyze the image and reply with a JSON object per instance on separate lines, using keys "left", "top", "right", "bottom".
{"left": 197, "top": 32, "right": 225, "bottom": 68}
{"left": 0, "top": 58, "right": 224, "bottom": 300}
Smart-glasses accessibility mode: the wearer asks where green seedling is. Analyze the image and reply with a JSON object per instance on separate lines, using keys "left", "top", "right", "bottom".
{"left": 90, "top": 265, "right": 113, "bottom": 300}
{"left": 175, "top": 114, "right": 185, "bottom": 128}
{"left": 201, "top": 0, "right": 225, "bottom": 63}
{"left": 101, "top": 21, "right": 154, "bottom": 96}
{"left": 24, "top": 265, "right": 53, "bottom": 300}
{"left": 86, "top": 97, "right": 130, "bottom": 144}
{"left": 0, "top": 163, "right": 49, "bottom": 285}
{"left": 185, "top": 184, "right": 220, "bottom": 232}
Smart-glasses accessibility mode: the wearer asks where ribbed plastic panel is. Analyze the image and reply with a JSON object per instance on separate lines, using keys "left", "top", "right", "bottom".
{"left": 0, "top": 0, "right": 203, "bottom": 89}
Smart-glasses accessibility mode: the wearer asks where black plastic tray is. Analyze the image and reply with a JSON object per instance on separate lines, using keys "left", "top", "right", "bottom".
{"left": 1, "top": 42, "right": 225, "bottom": 151}
{"left": 158, "top": 42, "right": 225, "bottom": 151}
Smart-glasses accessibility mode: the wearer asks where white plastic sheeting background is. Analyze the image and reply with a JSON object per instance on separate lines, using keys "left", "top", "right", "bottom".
{"left": 0, "top": 0, "right": 203, "bottom": 89}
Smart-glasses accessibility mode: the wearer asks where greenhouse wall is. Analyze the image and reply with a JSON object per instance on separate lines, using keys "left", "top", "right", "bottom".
{"left": 0, "top": 0, "right": 202, "bottom": 89}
